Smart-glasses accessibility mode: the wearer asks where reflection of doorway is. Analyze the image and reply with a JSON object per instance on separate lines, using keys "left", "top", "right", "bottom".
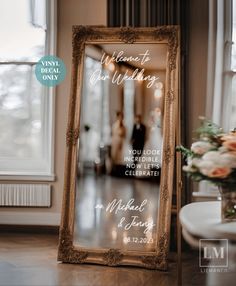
{"left": 123, "top": 79, "right": 135, "bottom": 158}
{"left": 79, "top": 56, "right": 137, "bottom": 172}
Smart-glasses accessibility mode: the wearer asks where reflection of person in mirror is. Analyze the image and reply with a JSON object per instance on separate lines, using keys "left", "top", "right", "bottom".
{"left": 111, "top": 111, "right": 126, "bottom": 165}
{"left": 135, "top": 108, "right": 163, "bottom": 178}
{"left": 131, "top": 115, "right": 146, "bottom": 164}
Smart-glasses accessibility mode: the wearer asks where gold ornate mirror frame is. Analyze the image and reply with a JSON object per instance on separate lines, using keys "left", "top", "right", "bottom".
{"left": 58, "top": 26, "right": 180, "bottom": 270}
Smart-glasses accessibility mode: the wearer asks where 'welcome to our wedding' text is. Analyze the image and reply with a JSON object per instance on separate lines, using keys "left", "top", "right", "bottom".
{"left": 89, "top": 50, "right": 160, "bottom": 88}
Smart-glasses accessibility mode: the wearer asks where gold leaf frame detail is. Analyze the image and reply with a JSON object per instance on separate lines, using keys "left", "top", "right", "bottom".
{"left": 66, "top": 128, "right": 80, "bottom": 146}
{"left": 58, "top": 26, "right": 180, "bottom": 271}
{"left": 119, "top": 27, "right": 139, "bottom": 43}
{"left": 58, "top": 228, "right": 88, "bottom": 263}
{"left": 103, "top": 249, "right": 124, "bottom": 266}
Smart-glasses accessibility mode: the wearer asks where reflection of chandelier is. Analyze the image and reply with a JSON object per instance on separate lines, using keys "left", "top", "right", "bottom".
{"left": 154, "top": 89, "right": 162, "bottom": 98}
{"left": 154, "top": 81, "right": 163, "bottom": 99}
{"left": 108, "top": 62, "right": 115, "bottom": 72}
{"left": 156, "top": 82, "right": 163, "bottom": 89}
{"left": 155, "top": 107, "right": 161, "bottom": 116}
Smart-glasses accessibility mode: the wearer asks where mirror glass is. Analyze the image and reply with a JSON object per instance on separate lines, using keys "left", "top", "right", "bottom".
{"left": 73, "top": 43, "right": 167, "bottom": 252}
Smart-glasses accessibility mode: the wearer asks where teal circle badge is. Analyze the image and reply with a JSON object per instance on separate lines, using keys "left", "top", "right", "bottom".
{"left": 35, "top": 55, "right": 66, "bottom": 87}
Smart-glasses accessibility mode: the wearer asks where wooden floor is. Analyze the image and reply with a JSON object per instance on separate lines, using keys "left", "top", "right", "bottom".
{"left": 0, "top": 231, "right": 207, "bottom": 286}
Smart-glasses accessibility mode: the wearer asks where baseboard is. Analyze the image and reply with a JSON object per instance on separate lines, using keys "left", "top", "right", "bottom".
{"left": 0, "top": 224, "right": 59, "bottom": 234}
{"left": 0, "top": 211, "right": 61, "bottom": 226}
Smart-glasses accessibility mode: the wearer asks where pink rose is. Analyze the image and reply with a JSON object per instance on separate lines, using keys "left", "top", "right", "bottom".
{"left": 208, "top": 167, "right": 232, "bottom": 179}
{"left": 191, "top": 141, "right": 214, "bottom": 155}
{"left": 220, "top": 132, "right": 236, "bottom": 141}
{"left": 223, "top": 139, "right": 236, "bottom": 151}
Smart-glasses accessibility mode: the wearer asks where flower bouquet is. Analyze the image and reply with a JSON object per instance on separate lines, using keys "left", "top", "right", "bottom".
{"left": 177, "top": 118, "right": 236, "bottom": 221}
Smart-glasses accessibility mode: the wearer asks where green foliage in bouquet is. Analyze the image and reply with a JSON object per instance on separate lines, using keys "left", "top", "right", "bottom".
{"left": 177, "top": 118, "right": 236, "bottom": 189}
{"left": 195, "top": 117, "right": 223, "bottom": 139}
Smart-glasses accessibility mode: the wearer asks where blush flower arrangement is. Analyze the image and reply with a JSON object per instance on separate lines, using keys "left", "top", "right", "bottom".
{"left": 177, "top": 118, "right": 236, "bottom": 189}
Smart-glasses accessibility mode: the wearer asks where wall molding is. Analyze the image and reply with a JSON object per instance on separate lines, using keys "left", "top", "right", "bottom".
{"left": 0, "top": 211, "right": 61, "bottom": 226}
{"left": 0, "top": 174, "right": 55, "bottom": 181}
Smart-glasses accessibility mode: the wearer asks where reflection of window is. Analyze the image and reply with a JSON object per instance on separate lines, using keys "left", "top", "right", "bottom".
{"left": 0, "top": 0, "right": 56, "bottom": 179}
{"left": 80, "top": 57, "right": 102, "bottom": 162}
{"left": 80, "top": 56, "right": 111, "bottom": 163}
{"left": 101, "top": 68, "right": 111, "bottom": 145}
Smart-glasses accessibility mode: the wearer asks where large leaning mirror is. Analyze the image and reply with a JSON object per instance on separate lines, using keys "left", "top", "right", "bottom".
{"left": 58, "top": 26, "right": 180, "bottom": 270}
